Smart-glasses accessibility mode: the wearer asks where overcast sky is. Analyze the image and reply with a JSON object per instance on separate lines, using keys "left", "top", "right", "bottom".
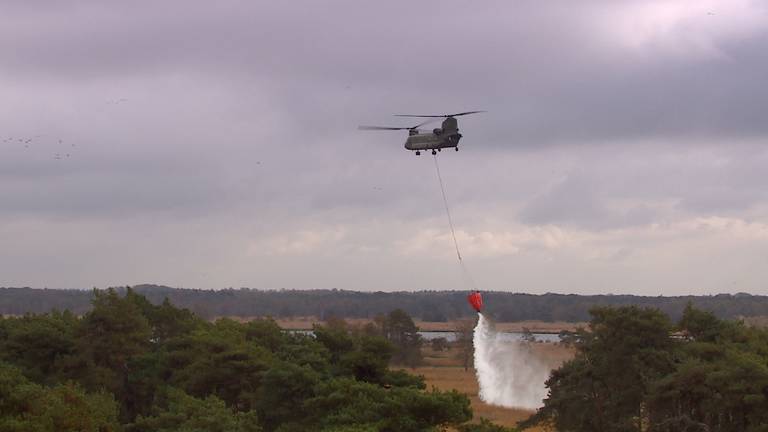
{"left": 2, "top": 0, "right": 768, "bottom": 295}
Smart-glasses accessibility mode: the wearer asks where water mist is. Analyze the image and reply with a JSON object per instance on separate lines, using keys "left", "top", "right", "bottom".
{"left": 473, "top": 313, "right": 550, "bottom": 409}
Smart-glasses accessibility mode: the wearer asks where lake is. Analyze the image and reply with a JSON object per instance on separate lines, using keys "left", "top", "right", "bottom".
{"left": 289, "top": 329, "right": 562, "bottom": 343}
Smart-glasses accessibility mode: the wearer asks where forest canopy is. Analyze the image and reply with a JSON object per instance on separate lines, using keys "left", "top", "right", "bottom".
{"left": 0, "top": 288, "right": 476, "bottom": 432}
{"left": 523, "top": 304, "right": 768, "bottom": 432}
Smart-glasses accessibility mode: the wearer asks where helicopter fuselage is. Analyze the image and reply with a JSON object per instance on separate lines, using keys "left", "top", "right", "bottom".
{"left": 404, "top": 130, "right": 462, "bottom": 151}
{"left": 404, "top": 116, "right": 462, "bottom": 153}
{"left": 359, "top": 112, "right": 481, "bottom": 155}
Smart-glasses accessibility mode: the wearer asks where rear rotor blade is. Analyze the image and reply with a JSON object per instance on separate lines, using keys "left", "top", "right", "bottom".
{"left": 449, "top": 110, "right": 486, "bottom": 117}
{"left": 394, "top": 110, "right": 486, "bottom": 118}
{"left": 413, "top": 118, "right": 440, "bottom": 129}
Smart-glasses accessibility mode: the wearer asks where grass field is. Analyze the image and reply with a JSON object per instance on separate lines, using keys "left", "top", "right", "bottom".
{"left": 412, "top": 343, "right": 574, "bottom": 431}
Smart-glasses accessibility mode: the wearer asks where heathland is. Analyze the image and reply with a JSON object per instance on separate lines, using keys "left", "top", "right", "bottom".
{"left": 3, "top": 285, "right": 768, "bottom": 323}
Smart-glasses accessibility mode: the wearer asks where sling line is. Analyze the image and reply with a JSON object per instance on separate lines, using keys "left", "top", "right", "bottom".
{"left": 433, "top": 154, "right": 478, "bottom": 291}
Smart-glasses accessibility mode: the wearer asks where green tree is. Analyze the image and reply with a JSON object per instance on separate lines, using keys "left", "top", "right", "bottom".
{"left": 76, "top": 288, "right": 152, "bottom": 378}
{"left": 0, "top": 311, "right": 77, "bottom": 384}
{"left": 458, "top": 418, "right": 518, "bottom": 432}
{"left": 339, "top": 335, "right": 393, "bottom": 384}
{"left": 129, "top": 387, "right": 261, "bottom": 432}
{"left": 377, "top": 309, "right": 423, "bottom": 367}
{"left": 119, "top": 290, "right": 205, "bottom": 421}
{"left": 380, "top": 369, "right": 426, "bottom": 389}
{"left": 141, "top": 296, "right": 204, "bottom": 345}
{"left": 244, "top": 318, "right": 287, "bottom": 353}
{"left": 276, "top": 333, "right": 332, "bottom": 374}
{"left": 678, "top": 302, "right": 724, "bottom": 342}
{"left": 255, "top": 362, "right": 320, "bottom": 431}
{"left": 167, "top": 323, "right": 271, "bottom": 411}
{"left": 0, "top": 291, "right": 484, "bottom": 432}
{"left": 430, "top": 337, "right": 449, "bottom": 352}
{"left": 313, "top": 320, "right": 356, "bottom": 366}
{"left": 304, "top": 377, "right": 471, "bottom": 432}
{"left": 454, "top": 318, "right": 475, "bottom": 372}
{"left": 647, "top": 308, "right": 768, "bottom": 431}
{"left": 64, "top": 288, "right": 153, "bottom": 422}
{"left": 0, "top": 361, "right": 120, "bottom": 432}
{"left": 522, "top": 306, "right": 675, "bottom": 432}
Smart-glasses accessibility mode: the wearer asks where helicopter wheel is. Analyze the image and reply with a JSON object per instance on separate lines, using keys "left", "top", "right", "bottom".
{"left": 455, "top": 147, "right": 459, "bottom": 151}
{"left": 431, "top": 150, "right": 437, "bottom": 155}
{"left": 415, "top": 151, "right": 420, "bottom": 155}
{"left": 438, "top": 148, "right": 441, "bottom": 152}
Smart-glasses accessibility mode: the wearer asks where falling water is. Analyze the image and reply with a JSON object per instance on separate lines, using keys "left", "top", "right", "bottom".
{"left": 473, "top": 313, "right": 550, "bottom": 409}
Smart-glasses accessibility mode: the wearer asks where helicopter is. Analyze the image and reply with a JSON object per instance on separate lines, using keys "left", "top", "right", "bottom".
{"left": 359, "top": 111, "right": 484, "bottom": 155}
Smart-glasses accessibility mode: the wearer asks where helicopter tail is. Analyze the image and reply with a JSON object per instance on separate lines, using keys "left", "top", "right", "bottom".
{"left": 441, "top": 116, "right": 459, "bottom": 133}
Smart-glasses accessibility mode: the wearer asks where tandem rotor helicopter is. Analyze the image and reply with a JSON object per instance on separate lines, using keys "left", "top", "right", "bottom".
{"left": 358, "top": 111, "right": 484, "bottom": 155}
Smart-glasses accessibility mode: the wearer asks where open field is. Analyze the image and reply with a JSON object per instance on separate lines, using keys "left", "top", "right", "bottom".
{"left": 409, "top": 343, "right": 575, "bottom": 430}
{"left": 266, "top": 316, "right": 585, "bottom": 333}
{"left": 256, "top": 312, "right": 578, "bottom": 430}
{"left": 415, "top": 366, "right": 541, "bottom": 431}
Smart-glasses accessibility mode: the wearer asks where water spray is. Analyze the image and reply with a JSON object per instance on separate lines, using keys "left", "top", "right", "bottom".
{"left": 472, "top": 312, "right": 550, "bottom": 409}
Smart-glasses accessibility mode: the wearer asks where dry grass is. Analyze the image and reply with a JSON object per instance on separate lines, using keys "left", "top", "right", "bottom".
{"left": 743, "top": 315, "right": 768, "bottom": 328}
{"left": 410, "top": 343, "right": 574, "bottom": 431}
{"left": 264, "top": 316, "right": 373, "bottom": 329}
{"left": 414, "top": 366, "right": 541, "bottom": 431}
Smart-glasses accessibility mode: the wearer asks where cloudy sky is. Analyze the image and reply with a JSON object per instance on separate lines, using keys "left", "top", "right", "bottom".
{"left": 2, "top": 0, "right": 768, "bottom": 295}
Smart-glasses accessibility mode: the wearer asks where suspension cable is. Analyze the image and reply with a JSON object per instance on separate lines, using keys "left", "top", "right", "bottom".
{"left": 433, "top": 154, "right": 462, "bottom": 261}
{"left": 433, "top": 154, "right": 477, "bottom": 290}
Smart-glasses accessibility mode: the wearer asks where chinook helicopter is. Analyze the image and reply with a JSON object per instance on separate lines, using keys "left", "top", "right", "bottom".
{"left": 359, "top": 111, "right": 484, "bottom": 155}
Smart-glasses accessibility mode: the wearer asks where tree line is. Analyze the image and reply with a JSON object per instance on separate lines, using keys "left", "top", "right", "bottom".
{"left": 0, "top": 288, "right": 516, "bottom": 432}
{"left": 2, "top": 285, "right": 768, "bottom": 322}
{"left": 522, "top": 304, "right": 768, "bottom": 431}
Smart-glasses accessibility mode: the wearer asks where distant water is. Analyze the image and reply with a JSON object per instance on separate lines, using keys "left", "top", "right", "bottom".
{"left": 288, "top": 329, "right": 561, "bottom": 343}
{"left": 419, "top": 330, "right": 561, "bottom": 343}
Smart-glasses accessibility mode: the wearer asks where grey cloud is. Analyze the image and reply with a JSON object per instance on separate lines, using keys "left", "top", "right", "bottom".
{"left": 517, "top": 172, "right": 658, "bottom": 229}
{"left": 676, "top": 145, "right": 768, "bottom": 213}
{"left": 0, "top": 155, "right": 228, "bottom": 218}
{"left": 3, "top": 1, "right": 767, "bottom": 146}
{"left": 1, "top": 1, "right": 768, "bottom": 292}
{"left": 515, "top": 141, "right": 768, "bottom": 228}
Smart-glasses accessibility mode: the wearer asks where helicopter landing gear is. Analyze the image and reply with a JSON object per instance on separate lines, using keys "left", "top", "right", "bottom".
{"left": 455, "top": 147, "right": 459, "bottom": 151}
{"left": 437, "top": 148, "right": 441, "bottom": 152}
{"left": 431, "top": 150, "right": 437, "bottom": 155}
{"left": 415, "top": 151, "right": 420, "bottom": 155}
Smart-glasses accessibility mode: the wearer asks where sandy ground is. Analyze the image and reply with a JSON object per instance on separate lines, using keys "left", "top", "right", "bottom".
{"left": 407, "top": 343, "right": 574, "bottom": 431}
